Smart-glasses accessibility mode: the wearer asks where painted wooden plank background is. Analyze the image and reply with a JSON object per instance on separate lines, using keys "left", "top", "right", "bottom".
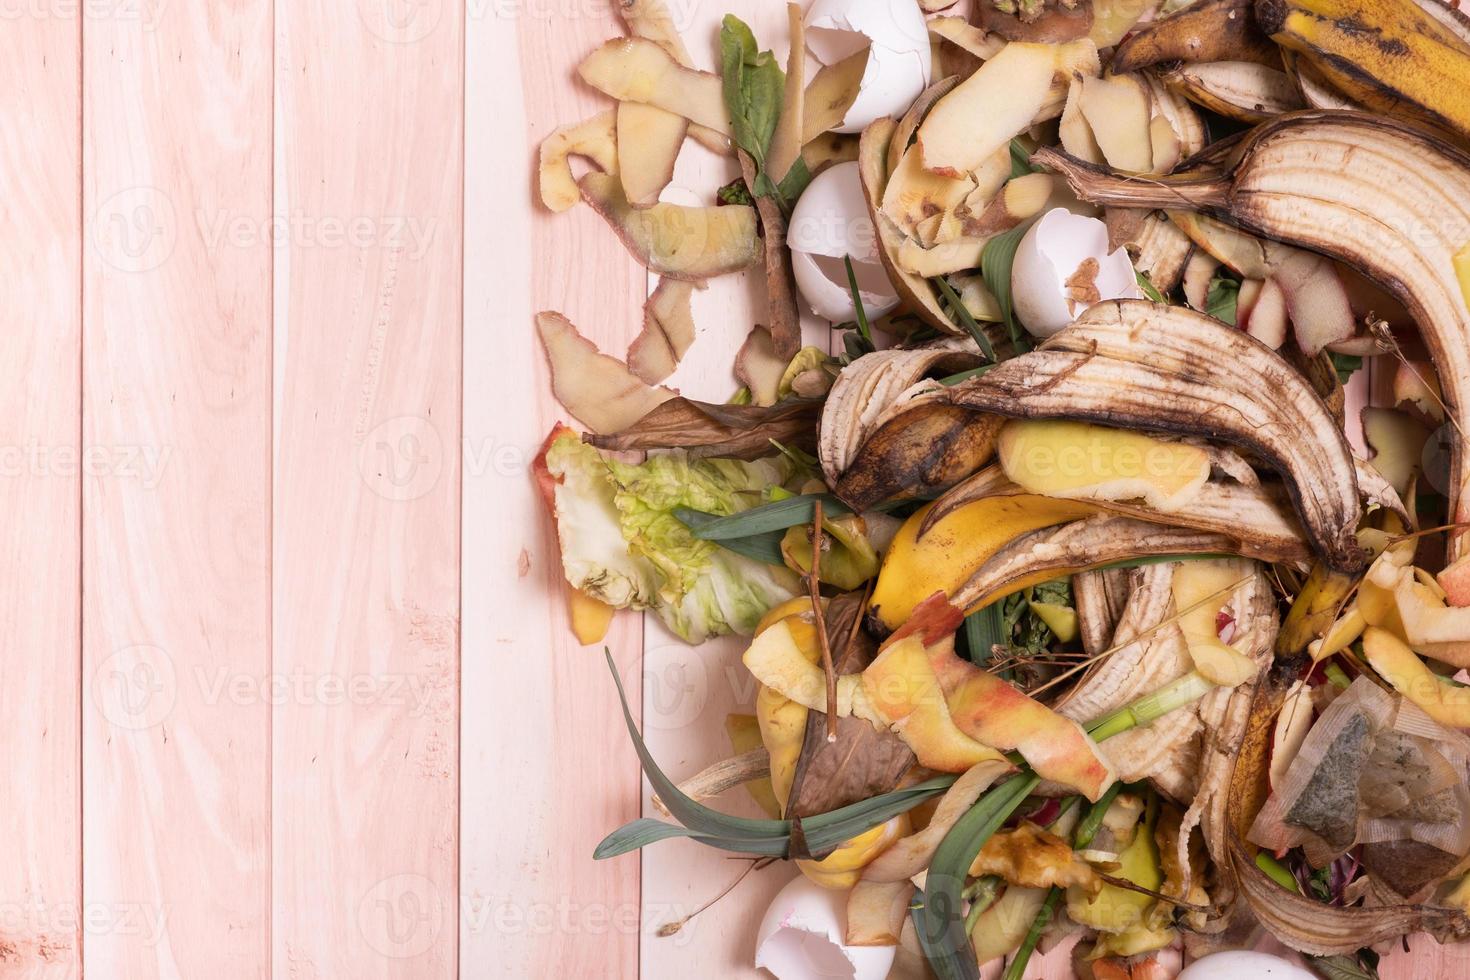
{"left": 272, "top": 1, "right": 463, "bottom": 976}
{"left": 462, "top": 0, "right": 649, "bottom": 975}
{"left": 0, "top": 1, "right": 1455, "bottom": 978}
{"left": 0, "top": 4, "right": 81, "bottom": 975}
{"left": 81, "top": 2, "right": 273, "bottom": 977}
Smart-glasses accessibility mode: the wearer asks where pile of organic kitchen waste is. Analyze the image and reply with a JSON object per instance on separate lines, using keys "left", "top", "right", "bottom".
{"left": 530, "top": 0, "right": 1470, "bottom": 973}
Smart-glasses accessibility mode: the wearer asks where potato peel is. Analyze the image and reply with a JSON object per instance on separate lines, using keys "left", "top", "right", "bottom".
{"left": 577, "top": 37, "right": 731, "bottom": 135}
{"left": 627, "top": 278, "right": 698, "bottom": 384}
{"left": 535, "top": 311, "right": 673, "bottom": 435}
{"left": 579, "top": 172, "right": 760, "bottom": 280}
{"left": 538, "top": 111, "right": 618, "bottom": 213}
{"left": 615, "top": 102, "right": 686, "bottom": 208}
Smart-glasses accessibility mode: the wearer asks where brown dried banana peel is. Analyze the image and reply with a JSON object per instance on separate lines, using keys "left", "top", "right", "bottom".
{"left": 948, "top": 515, "right": 1252, "bottom": 614}
{"left": 922, "top": 464, "right": 1311, "bottom": 565}
{"left": 1113, "top": 0, "right": 1282, "bottom": 73}
{"left": 818, "top": 340, "right": 986, "bottom": 482}
{"left": 1034, "top": 112, "right": 1470, "bottom": 560}
{"left": 1255, "top": 0, "right": 1470, "bottom": 142}
{"left": 944, "top": 300, "right": 1363, "bottom": 570}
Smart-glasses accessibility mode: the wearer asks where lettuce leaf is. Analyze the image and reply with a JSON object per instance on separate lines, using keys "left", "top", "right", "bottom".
{"left": 544, "top": 434, "right": 800, "bottom": 642}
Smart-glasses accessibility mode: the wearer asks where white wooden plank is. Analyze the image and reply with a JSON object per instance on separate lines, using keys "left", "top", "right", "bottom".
{"left": 0, "top": 4, "right": 81, "bottom": 975}
{"left": 460, "top": 3, "right": 649, "bottom": 976}
{"left": 271, "top": 3, "right": 463, "bottom": 976}
{"left": 81, "top": 2, "right": 273, "bottom": 975}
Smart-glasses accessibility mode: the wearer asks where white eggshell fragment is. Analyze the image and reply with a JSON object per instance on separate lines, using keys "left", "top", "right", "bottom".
{"left": 1011, "top": 207, "right": 1142, "bottom": 339}
{"left": 1176, "top": 950, "right": 1317, "bottom": 980}
{"left": 788, "top": 161, "right": 900, "bottom": 322}
{"left": 805, "top": 0, "right": 932, "bottom": 133}
{"left": 755, "top": 875, "right": 896, "bottom": 980}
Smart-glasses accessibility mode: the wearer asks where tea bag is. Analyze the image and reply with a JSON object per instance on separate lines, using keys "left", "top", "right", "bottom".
{"left": 1249, "top": 678, "right": 1391, "bottom": 864}
{"left": 1247, "top": 677, "right": 1470, "bottom": 876}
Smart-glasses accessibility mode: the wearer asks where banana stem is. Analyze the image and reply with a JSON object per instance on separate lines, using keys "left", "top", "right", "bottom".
{"left": 1032, "top": 146, "right": 1231, "bottom": 211}
{"left": 1085, "top": 671, "right": 1215, "bottom": 743}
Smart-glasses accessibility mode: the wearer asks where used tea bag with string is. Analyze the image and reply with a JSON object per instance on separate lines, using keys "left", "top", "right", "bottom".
{"left": 1248, "top": 676, "right": 1470, "bottom": 899}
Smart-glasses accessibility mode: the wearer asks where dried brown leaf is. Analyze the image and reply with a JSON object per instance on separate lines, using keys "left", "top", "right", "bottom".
{"left": 786, "top": 594, "right": 916, "bottom": 819}
{"left": 586, "top": 396, "right": 821, "bottom": 461}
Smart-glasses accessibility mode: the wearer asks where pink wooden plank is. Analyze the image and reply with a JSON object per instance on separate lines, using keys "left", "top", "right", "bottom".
{"left": 0, "top": 4, "right": 81, "bottom": 976}
{"left": 80, "top": 2, "right": 273, "bottom": 977}
{"left": 458, "top": 4, "right": 647, "bottom": 975}
{"left": 272, "top": 3, "right": 462, "bottom": 975}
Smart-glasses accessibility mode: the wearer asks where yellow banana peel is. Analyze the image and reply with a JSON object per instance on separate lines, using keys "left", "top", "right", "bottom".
{"left": 1258, "top": 0, "right": 1470, "bottom": 142}
{"left": 796, "top": 814, "right": 910, "bottom": 889}
{"left": 870, "top": 496, "right": 1096, "bottom": 630}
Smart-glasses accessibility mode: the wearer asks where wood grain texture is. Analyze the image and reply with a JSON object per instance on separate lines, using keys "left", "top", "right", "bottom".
{"left": 81, "top": 1, "right": 273, "bottom": 976}
{"left": 459, "top": 2, "right": 648, "bottom": 976}
{"left": 0, "top": 4, "right": 81, "bottom": 976}
{"left": 630, "top": 2, "right": 810, "bottom": 973}
{"left": 272, "top": 2, "right": 463, "bottom": 976}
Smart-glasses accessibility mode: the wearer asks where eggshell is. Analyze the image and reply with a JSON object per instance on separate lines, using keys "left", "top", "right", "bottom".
{"left": 1176, "top": 951, "right": 1317, "bottom": 980}
{"left": 788, "top": 161, "right": 900, "bottom": 322}
{"left": 806, "top": 0, "right": 931, "bottom": 133}
{"left": 1011, "top": 207, "right": 1142, "bottom": 338}
{"left": 755, "top": 875, "right": 896, "bottom": 980}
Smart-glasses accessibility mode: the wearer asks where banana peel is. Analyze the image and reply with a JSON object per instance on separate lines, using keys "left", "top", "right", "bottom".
{"left": 1256, "top": 0, "right": 1470, "bottom": 142}
{"left": 1113, "top": 0, "right": 1281, "bottom": 73}
{"left": 1276, "top": 562, "right": 1355, "bottom": 657}
{"left": 925, "top": 464, "right": 1311, "bottom": 563}
{"left": 944, "top": 300, "right": 1363, "bottom": 571}
{"left": 870, "top": 494, "right": 1097, "bottom": 629}
{"left": 950, "top": 515, "right": 1251, "bottom": 617}
{"left": 1036, "top": 113, "right": 1470, "bottom": 562}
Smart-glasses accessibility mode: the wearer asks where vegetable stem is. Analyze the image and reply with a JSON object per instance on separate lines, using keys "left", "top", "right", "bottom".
{"left": 1001, "top": 889, "right": 1060, "bottom": 980}
{"left": 843, "top": 256, "right": 873, "bottom": 347}
{"left": 914, "top": 774, "right": 1040, "bottom": 980}
{"left": 962, "top": 875, "right": 1002, "bottom": 933}
{"left": 1085, "top": 671, "right": 1214, "bottom": 742}
{"left": 809, "top": 499, "right": 838, "bottom": 741}
{"left": 1073, "top": 782, "right": 1124, "bottom": 849}
{"left": 933, "top": 276, "right": 997, "bottom": 362}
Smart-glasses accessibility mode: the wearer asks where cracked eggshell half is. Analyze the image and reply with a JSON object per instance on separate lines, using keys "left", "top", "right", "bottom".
{"left": 788, "top": 161, "right": 901, "bottom": 323}
{"left": 754, "top": 874, "right": 895, "bottom": 980}
{"left": 805, "top": 0, "right": 932, "bottom": 134}
{"left": 1011, "top": 207, "right": 1142, "bottom": 339}
{"left": 1176, "top": 951, "right": 1316, "bottom": 980}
